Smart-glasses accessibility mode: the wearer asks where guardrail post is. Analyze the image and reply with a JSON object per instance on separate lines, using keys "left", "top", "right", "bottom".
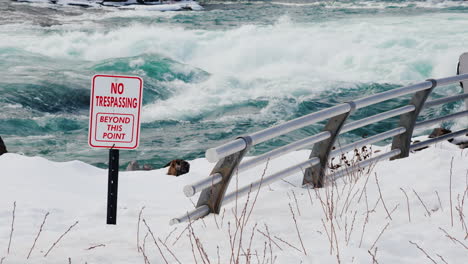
{"left": 391, "top": 80, "right": 436, "bottom": 159}
{"left": 458, "top": 52, "right": 468, "bottom": 110}
{"left": 303, "top": 102, "right": 355, "bottom": 188}
{"left": 196, "top": 136, "right": 253, "bottom": 214}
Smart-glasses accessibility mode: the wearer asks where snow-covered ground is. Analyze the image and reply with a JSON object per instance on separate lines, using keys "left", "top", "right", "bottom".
{"left": 0, "top": 137, "right": 467, "bottom": 263}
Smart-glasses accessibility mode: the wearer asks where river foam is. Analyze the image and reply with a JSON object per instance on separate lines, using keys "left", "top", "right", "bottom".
{"left": 1, "top": 1, "right": 467, "bottom": 166}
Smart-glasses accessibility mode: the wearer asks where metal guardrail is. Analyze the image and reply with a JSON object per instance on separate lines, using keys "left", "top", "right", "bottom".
{"left": 170, "top": 53, "right": 468, "bottom": 225}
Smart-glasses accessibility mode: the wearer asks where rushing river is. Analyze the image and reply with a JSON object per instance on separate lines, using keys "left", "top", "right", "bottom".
{"left": 1, "top": 0, "right": 467, "bottom": 168}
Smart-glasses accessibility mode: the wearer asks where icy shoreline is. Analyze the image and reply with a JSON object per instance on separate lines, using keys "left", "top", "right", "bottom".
{"left": 0, "top": 138, "right": 467, "bottom": 263}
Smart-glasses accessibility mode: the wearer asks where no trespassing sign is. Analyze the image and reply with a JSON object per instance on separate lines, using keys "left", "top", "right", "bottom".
{"left": 89, "top": 75, "right": 143, "bottom": 149}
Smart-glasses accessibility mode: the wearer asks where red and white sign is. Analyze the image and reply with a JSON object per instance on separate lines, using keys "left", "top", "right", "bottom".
{"left": 89, "top": 75, "right": 143, "bottom": 149}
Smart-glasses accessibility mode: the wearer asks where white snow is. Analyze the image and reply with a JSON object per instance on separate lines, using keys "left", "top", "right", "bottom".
{"left": 0, "top": 139, "right": 467, "bottom": 263}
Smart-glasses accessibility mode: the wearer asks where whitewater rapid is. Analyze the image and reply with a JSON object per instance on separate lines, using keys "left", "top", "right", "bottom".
{"left": 1, "top": 0, "right": 467, "bottom": 166}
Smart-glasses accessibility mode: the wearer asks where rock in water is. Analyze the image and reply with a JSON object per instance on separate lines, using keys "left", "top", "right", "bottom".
{"left": 429, "top": 128, "right": 452, "bottom": 138}
{"left": 126, "top": 160, "right": 140, "bottom": 171}
{"left": 0, "top": 136, "right": 7, "bottom": 156}
{"left": 164, "top": 159, "right": 190, "bottom": 176}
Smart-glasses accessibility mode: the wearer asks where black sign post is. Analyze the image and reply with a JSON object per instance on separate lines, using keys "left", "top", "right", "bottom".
{"left": 107, "top": 148, "right": 119, "bottom": 225}
{"left": 89, "top": 75, "right": 143, "bottom": 225}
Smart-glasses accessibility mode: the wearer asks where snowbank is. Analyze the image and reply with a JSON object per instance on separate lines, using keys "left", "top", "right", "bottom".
{"left": 0, "top": 139, "right": 467, "bottom": 263}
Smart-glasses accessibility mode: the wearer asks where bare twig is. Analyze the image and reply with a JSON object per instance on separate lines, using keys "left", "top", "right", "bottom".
{"left": 7, "top": 201, "right": 16, "bottom": 254}
{"left": 137, "top": 206, "right": 145, "bottom": 252}
{"left": 375, "top": 174, "right": 392, "bottom": 220}
{"left": 412, "top": 189, "right": 431, "bottom": 217}
{"left": 369, "top": 222, "right": 390, "bottom": 251}
{"left": 359, "top": 188, "right": 370, "bottom": 248}
{"left": 400, "top": 188, "right": 411, "bottom": 222}
{"left": 139, "top": 246, "right": 151, "bottom": 264}
{"left": 435, "top": 191, "right": 443, "bottom": 212}
{"left": 436, "top": 254, "right": 449, "bottom": 264}
{"left": 44, "top": 221, "right": 79, "bottom": 257}
{"left": 164, "top": 227, "right": 178, "bottom": 244}
{"left": 385, "top": 204, "right": 400, "bottom": 220}
{"left": 256, "top": 229, "right": 282, "bottom": 250}
{"left": 172, "top": 224, "right": 190, "bottom": 246}
{"left": 142, "top": 219, "right": 169, "bottom": 264}
{"left": 85, "top": 244, "right": 105, "bottom": 250}
{"left": 450, "top": 157, "right": 454, "bottom": 226}
{"left": 288, "top": 203, "right": 307, "bottom": 255}
{"left": 28, "top": 212, "right": 50, "bottom": 259}
{"left": 439, "top": 227, "right": 468, "bottom": 250}
{"left": 273, "top": 236, "right": 302, "bottom": 253}
{"left": 158, "top": 238, "right": 182, "bottom": 264}
{"left": 368, "top": 248, "right": 379, "bottom": 264}
{"left": 408, "top": 241, "right": 437, "bottom": 264}
{"left": 265, "top": 224, "right": 274, "bottom": 264}
{"left": 346, "top": 210, "right": 358, "bottom": 246}
{"left": 291, "top": 190, "right": 301, "bottom": 217}
{"left": 0, "top": 257, "right": 5, "bottom": 264}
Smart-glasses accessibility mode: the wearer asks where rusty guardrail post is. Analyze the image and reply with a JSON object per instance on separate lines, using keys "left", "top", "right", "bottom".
{"left": 196, "top": 136, "right": 253, "bottom": 214}
{"left": 303, "top": 102, "right": 355, "bottom": 188}
{"left": 391, "top": 80, "right": 436, "bottom": 159}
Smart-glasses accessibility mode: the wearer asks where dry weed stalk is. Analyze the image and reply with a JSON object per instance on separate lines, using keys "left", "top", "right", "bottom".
{"left": 142, "top": 219, "right": 169, "bottom": 264}
{"left": 400, "top": 188, "right": 411, "bottom": 222}
{"left": 264, "top": 224, "right": 274, "bottom": 264}
{"left": 385, "top": 204, "right": 399, "bottom": 220}
{"left": 222, "top": 160, "right": 270, "bottom": 264}
{"left": 367, "top": 247, "right": 379, "bottom": 264}
{"left": 44, "top": 221, "right": 79, "bottom": 257}
{"left": 438, "top": 227, "right": 468, "bottom": 250}
{"left": 272, "top": 235, "right": 301, "bottom": 253}
{"left": 139, "top": 246, "right": 151, "bottom": 264}
{"left": 369, "top": 222, "right": 390, "bottom": 251}
{"left": 346, "top": 210, "right": 358, "bottom": 246}
{"left": 359, "top": 188, "right": 370, "bottom": 248}
{"left": 455, "top": 194, "right": 468, "bottom": 235}
{"left": 28, "top": 212, "right": 50, "bottom": 259}
{"left": 287, "top": 203, "right": 307, "bottom": 255}
{"left": 450, "top": 157, "right": 454, "bottom": 226}
{"left": 435, "top": 190, "right": 443, "bottom": 212}
{"left": 137, "top": 206, "right": 145, "bottom": 252}
{"left": 7, "top": 201, "right": 16, "bottom": 254}
{"left": 172, "top": 224, "right": 190, "bottom": 246}
{"left": 85, "top": 244, "right": 105, "bottom": 250}
{"left": 189, "top": 220, "right": 211, "bottom": 264}
{"left": 408, "top": 241, "right": 437, "bottom": 264}
{"left": 291, "top": 190, "right": 301, "bottom": 217}
{"left": 158, "top": 238, "right": 182, "bottom": 264}
{"left": 436, "top": 254, "right": 449, "bottom": 264}
{"left": 0, "top": 257, "right": 5, "bottom": 264}
{"left": 256, "top": 229, "right": 282, "bottom": 251}
{"left": 164, "top": 227, "right": 178, "bottom": 244}
{"left": 375, "top": 174, "right": 392, "bottom": 220}
{"left": 412, "top": 189, "right": 431, "bottom": 217}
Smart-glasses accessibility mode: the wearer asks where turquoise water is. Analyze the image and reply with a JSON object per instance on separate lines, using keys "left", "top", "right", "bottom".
{"left": 1, "top": 0, "right": 467, "bottom": 168}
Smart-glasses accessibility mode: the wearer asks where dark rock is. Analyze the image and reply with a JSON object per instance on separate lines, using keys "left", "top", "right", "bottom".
{"left": 0, "top": 136, "right": 7, "bottom": 156}
{"left": 164, "top": 159, "right": 190, "bottom": 176}
{"left": 126, "top": 160, "right": 140, "bottom": 171}
{"left": 457, "top": 142, "right": 468, "bottom": 149}
{"left": 429, "top": 128, "right": 452, "bottom": 138}
{"left": 142, "top": 164, "right": 153, "bottom": 171}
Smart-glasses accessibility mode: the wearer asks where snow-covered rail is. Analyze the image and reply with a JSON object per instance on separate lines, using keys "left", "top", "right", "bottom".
{"left": 170, "top": 53, "right": 468, "bottom": 225}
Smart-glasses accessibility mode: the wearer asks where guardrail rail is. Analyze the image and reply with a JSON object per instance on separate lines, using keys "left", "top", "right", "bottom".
{"left": 170, "top": 53, "right": 468, "bottom": 225}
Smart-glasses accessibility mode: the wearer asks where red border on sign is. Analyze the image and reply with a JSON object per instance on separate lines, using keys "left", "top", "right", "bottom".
{"left": 94, "top": 113, "right": 135, "bottom": 143}
{"left": 89, "top": 74, "right": 143, "bottom": 149}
